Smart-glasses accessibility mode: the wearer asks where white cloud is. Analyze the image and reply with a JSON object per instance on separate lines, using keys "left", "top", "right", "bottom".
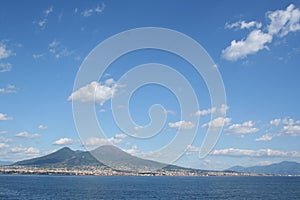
{"left": 48, "top": 40, "right": 73, "bottom": 58}
{"left": 32, "top": 53, "right": 45, "bottom": 59}
{"left": 0, "top": 131, "right": 8, "bottom": 134}
{"left": 202, "top": 117, "right": 231, "bottom": 130}
{"left": 280, "top": 124, "right": 300, "bottom": 136}
{"left": 124, "top": 145, "right": 138, "bottom": 155}
{"left": 270, "top": 118, "right": 282, "bottom": 126}
{"left": 0, "top": 136, "right": 12, "bottom": 143}
{"left": 0, "top": 63, "right": 12, "bottom": 73}
{"left": 44, "top": 6, "right": 53, "bottom": 16}
{"left": 267, "top": 4, "right": 300, "bottom": 37}
{"left": 7, "top": 146, "right": 40, "bottom": 158}
{"left": 0, "top": 43, "right": 13, "bottom": 59}
{"left": 38, "top": 125, "right": 48, "bottom": 130}
{"left": 255, "top": 134, "right": 274, "bottom": 141}
{"left": 0, "top": 143, "right": 9, "bottom": 149}
{"left": 226, "top": 20, "right": 262, "bottom": 30}
{"left": 52, "top": 138, "right": 75, "bottom": 146}
{"left": 222, "top": 29, "right": 272, "bottom": 61}
{"left": 83, "top": 136, "right": 123, "bottom": 147}
{"left": 114, "top": 133, "right": 127, "bottom": 139}
{"left": 68, "top": 79, "right": 118, "bottom": 106}
{"left": 134, "top": 126, "right": 144, "bottom": 131}
{"left": 192, "top": 104, "right": 228, "bottom": 117}
{"left": 211, "top": 148, "right": 300, "bottom": 158}
{"left": 222, "top": 4, "right": 300, "bottom": 61}
{"left": 34, "top": 6, "right": 53, "bottom": 30}
{"left": 0, "top": 84, "right": 17, "bottom": 94}
{"left": 0, "top": 113, "right": 13, "bottom": 121}
{"left": 15, "top": 131, "right": 40, "bottom": 139}
{"left": 168, "top": 120, "right": 195, "bottom": 129}
{"left": 163, "top": 109, "right": 176, "bottom": 115}
{"left": 226, "top": 121, "right": 259, "bottom": 135}
{"left": 81, "top": 3, "right": 105, "bottom": 17}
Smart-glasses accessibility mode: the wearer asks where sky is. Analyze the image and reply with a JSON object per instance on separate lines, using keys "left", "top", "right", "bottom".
{"left": 1, "top": 0, "right": 300, "bottom": 170}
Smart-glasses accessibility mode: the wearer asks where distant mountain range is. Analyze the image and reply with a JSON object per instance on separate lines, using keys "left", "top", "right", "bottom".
{"left": 11, "top": 145, "right": 300, "bottom": 175}
{"left": 13, "top": 145, "right": 180, "bottom": 172}
{"left": 228, "top": 161, "right": 300, "bottom": 175}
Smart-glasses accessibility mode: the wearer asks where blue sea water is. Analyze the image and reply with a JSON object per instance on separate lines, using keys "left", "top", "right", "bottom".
{"left": 0, "top": 175, "right": 300, "bottom": 199}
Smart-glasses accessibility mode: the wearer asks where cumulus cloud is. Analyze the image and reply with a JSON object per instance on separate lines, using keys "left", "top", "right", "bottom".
{"left": 226, "top": 121, "right": 259, "bottom": 135}
{"left": 225, "top": 20, "right": 262, "bottom": 30}
{"left": 81, "top": 3, "right": 105, "bottom": 17}
{"left": 211, "top": 148, "right": 300, "bottom": 158}
{"left": 202, "top": 117, "right": 231, "bottom": 130}
{"left": 52, "top": 138, "right": 75, "bottom": 146}
{"left": 68, "top": 79, "right": 118, "bottom": 106}
{"left": 222, "top": 4, "right": 300, "bottom": 61}
{"left": 0, "top": 113, "right": 13, "bottom": 121}
{"left": 15, "top": 131, "right": 40, "bottom": 139}
{"left": 267, "top": 4, "right": 300, "bottom": 37}
{"left": 222, "top": 30, "right": 272, "bottom": 61}
{"left": 38, "top": 125, "right": 48, "bottom": 130}
{"left": 0, "top": 85, "right": 17, "bottom": 94}
{"left": 168, "top": 120, "right": 195, "bottom": 129}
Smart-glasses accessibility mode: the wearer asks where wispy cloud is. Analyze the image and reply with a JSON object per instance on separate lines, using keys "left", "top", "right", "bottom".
{"left": 34, "top": 6, "right": 54, "bottom": 30}
{"left": 0, "top": 63, "right": 12, "bottom": 73}
{"left": 222, "top": 4, "right": 300, "bottom": 61}
{"left": 225, "top": 20, "right": 262, "bottom": 30}
{"left": 49, "top": 40, "right": 73, "bottom": 58}
{"left": 15, "top": 131, "right": 40, "bottom": 139}
{"left": 0, "top": 84, "right": 17, "bottom": 94}
{"left": 81, "top": 3, "right": 105, "bottom": 17}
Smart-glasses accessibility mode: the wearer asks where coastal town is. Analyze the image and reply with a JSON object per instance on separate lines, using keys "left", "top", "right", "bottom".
{"left": 0, "top": 165, "right": 281, "bottom": 177}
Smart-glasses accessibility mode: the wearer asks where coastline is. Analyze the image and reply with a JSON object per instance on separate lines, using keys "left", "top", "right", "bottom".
{"left": 0, "top": 165, "right": 296, "bottom": 177}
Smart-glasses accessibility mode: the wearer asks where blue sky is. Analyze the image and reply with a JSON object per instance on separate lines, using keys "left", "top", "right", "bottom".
{"left": 1, "top": 0, "right": 300, "bottom": 170}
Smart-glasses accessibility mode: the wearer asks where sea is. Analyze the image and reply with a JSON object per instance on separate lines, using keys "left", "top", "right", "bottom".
{"left": 0, "top": 175, "right": 300, "bottom": 199}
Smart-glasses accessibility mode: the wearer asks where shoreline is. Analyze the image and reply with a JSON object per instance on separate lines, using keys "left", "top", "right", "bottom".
{"left": 1, "top": 166, "right": 298, "bottom": 177}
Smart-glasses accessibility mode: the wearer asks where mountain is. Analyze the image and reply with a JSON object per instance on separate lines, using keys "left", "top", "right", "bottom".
{"left": 13, "top": 145, "right": 171, "bottom": 172}
{"left": 14, "top": 147, "right": 104, "bottom": 167}
{"left": 90, "top": 145, "right": 165, "bottom": 171}
{"left": 228, "top": 161, "right": 300, "bottom": 175}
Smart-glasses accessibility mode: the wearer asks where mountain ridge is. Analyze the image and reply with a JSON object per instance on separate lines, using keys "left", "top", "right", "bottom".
{"left": 228, "top": 161, "right": 300, "bottom": 175}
